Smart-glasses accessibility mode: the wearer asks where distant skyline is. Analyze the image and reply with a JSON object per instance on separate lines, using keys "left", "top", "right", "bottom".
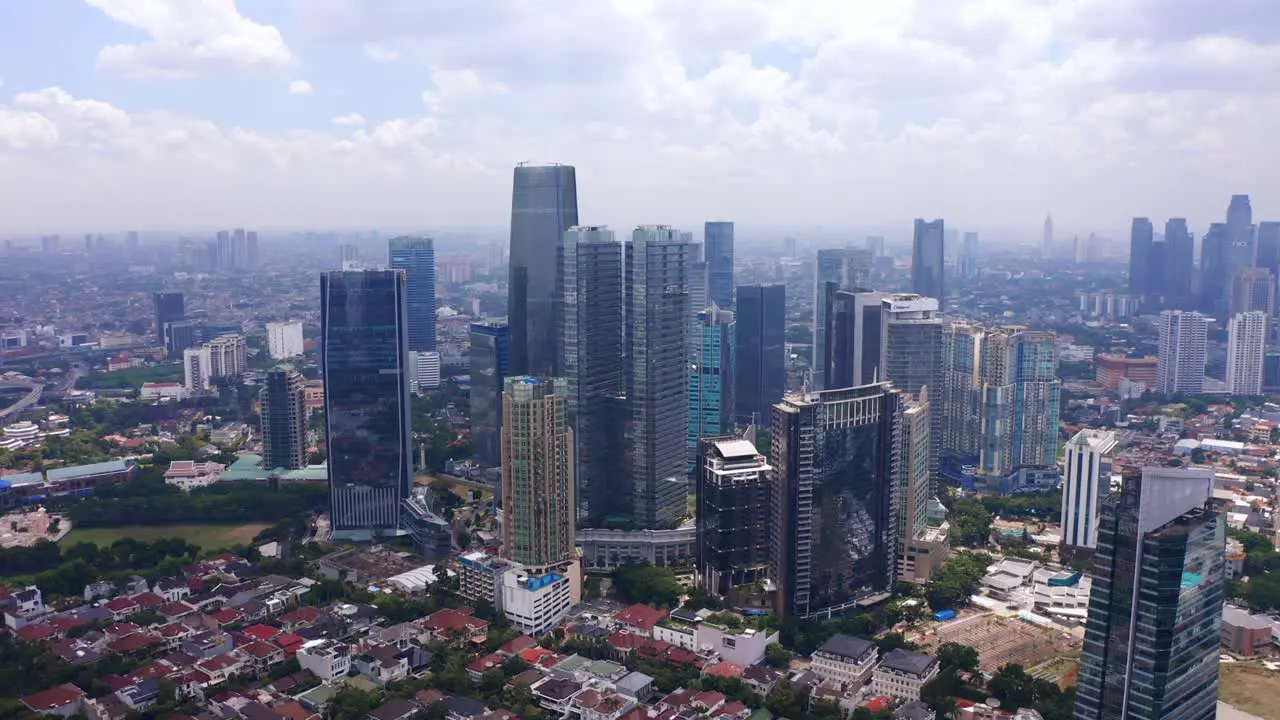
{"left": 1, "top": 1, "right": 1278, "bottom": 231}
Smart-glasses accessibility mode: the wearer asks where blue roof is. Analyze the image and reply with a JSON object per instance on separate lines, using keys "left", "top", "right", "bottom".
{"left": 46, "top": 460, "right": 129, "bottom": 481}
{"left": 2, "top": 472, "right": 44, "bottom": 487}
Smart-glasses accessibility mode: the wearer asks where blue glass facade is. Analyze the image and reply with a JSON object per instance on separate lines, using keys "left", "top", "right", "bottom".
{"left": 688, "top": 308, "right": 735, "bottom": 470}
{"left": 388, "top": 237, "right": 437, "bottom": 352}
{"left": 705, "top": 222, "right": 735, "bottom": 309}
{"left": 469, "top": 321, "right": 509, "bottom": 467}
{"left": 911, "top": 219, "right": 945, "bottom": 310}
{"left": 509, "top": 164, "right": 578, "bottom": 377}
{"left": 734, "top": 284, "right": 786, "bottom": 428}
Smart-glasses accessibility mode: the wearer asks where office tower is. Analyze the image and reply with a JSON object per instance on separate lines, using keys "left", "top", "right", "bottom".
{"left": 205, "top": 334, "right": 247, "bottom": 379}
{"left": 626, "top": 226, "right": 692, "bottom": 529}
{"left": 688, "top": 245, "right": 708, "bottom": 356}
{"left": 339, "top": 243, "right": 358, "bottom": 266}
{"left": 772, "top": 383, "right": 903, "bottom": 618}
{"left": 409, "top": 351, "right": 442, "bottom": 392}
{"left": 960, "top": 232, "right": 979, "bottom": 279}
{"left": 1198, "top": 222, "right": 1228, "bottom": 313}
{"left": 469, "top": 321, "right": 510, "bottom": 467}
{"left": 83, "top": 234, "right": 92, "bottom": 253}
{"left": 501, "top": 376, "right": 575, "bottom": 566}
{"left": 1075, "top": 467, "right": 1223, "bottom": 720}
{"left": 689, "top": 306, "right": 736, "bottom": 466}
{"left": 388, "top": 237, "right": 438, "bottom": 352}
{"left": 695, "top": 436, "right": 771, "bottom": 598}
{"left": 814, "top": 248, "right": 865, "bottom": 390}
{"left": 183, "top": 346, "right": 212, "bottom": 394}
{"left": 1163, "top": 218, "right": 1195, "bottom": 309}
{"left": 40, "top": 235, "right": 58, "bottom": 254}
{"left": 847, "top": 247, "right": 873, "bottom": 291}
{"left": 1256, "top": 221, "right": 1280, "bottom": 281}
{"left": 260, "top": 365, "right": 307, "bottom": 470}
{"left": 216, "top": 230, "right": 231, "bottom": 270}
{"left": 559, "top": 226, "right": 627, "bottom": 525}
{"left": 911, "top": 219, "right": 945, "bottom": 310}
{"left": 1128, "top": 217, "right": 1154, "bottom": 306}
{"left": 1060, "top": 429, "right": 1118, "bottom": 559}
{"left": 865, "top": 235, "right": 885, "bottom": 258}
{"left": 164, "top": 320, "right": 199, "bottom": 358}
{"left": 509, "top": 164, "right": 578, "bottom": 377}
{"left": 939, "top": 321, "right": 984, "bottom": 461}
{"left": 1230, "top": 266, "right": 1276, "bottom": 317}
{"left": 705, "top": 221, "right": 735, "bottom": 308}
{"left": 824, "top": 290, "right": 887, "bottom": 390}
{"left": 1228, "top": 193, "right": 1253, "bottom": 230}
{"left": 1227, "top": 311, "right": 1267, "bottom": 396}
{"left": 976, "top": 329, "right": 1060, "bottom": 483}
{"left": 734, "top": 284, "right": 786, "bottom": 428}
{"left": 266, "top": 321, "right": 305, "bottom": 360}
{"left": 231, "top": 228, "right": 246, "bottom": 269}
{"left": 880, "top": 294, "right": 942, "bottom": 397}
{"left": 246, "top": 231, "right": 259, "bottom": 269}
{"left": 1156, "top": 310, "right": 1208, "bottom": 394}
{"left": 321, "top": 270, "right": 413, "bottom": 537}
{"left": 153, "top": 291, "right": 185, "bottom": 345}
{"left": 1042, "top": 215, "right": 1053, "bottom": 260}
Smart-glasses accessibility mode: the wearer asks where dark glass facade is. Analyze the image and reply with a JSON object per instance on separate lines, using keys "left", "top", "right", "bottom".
{"left": 261, "top": 365, "right": 306, "bottom": 470}
{"left": 508, "top": 164, "right": 578, "bottom": 377}
{"left": 734, "top": 284, "right": 787, "bottom": 428}
{"left": 1164, "top": 218, "right": 1195, "bottom": 310}
{"left": 812, "top": 249, "right": 871, "bottom": 390}
{"left": 153, "top": 291, "right": 185, "bottom": 347}
{"left": 1129, "top": 217, "right": 1154, "bottom": 305}
{"left": 705, "top": 221, "right": 735, "bottom": 309}
{"left": 772, "top": 384, "right": 902, "bottom": 618}
{"left": 321, "top": 270, "right": 413, "bottom": 535}
{"left": 911, "top": 219, "right": 945, "bottom": 310}
{"left": 824, "top": 288, "right": 884, "bottom": 390}
{"left": 469, "top": 321, "right": 509, "bottom": 467}
{"left": 695, "top": 436, "right": 771, "bottom": 598}
{"left": 388, "top": 237, "right": 437, "bottom": 352}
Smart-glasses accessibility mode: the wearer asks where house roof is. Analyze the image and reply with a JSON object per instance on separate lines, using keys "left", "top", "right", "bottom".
{"left": 368, "top": 698, "right": 419, "bottom": 720}
{"left": 242, "top": 624, "right": 281, "bottom": 641}
{"left": 878, "top": 649, "right": 938, "bottom": 678}
{"left": 705, "top": 661, "right": 745, "bottom": 679}
{"left": 615, "top": 604, "right": 669, "bottom": 632}
{"left": 239, "top": 641, "right": 281, "bottom": 659}
{"left": 22, "top": 684, "right": 85, "bottom": 712}
{"left": 816, "top": 634, "right": 876, "bottom": 662}
{"left": 109, "top": 633, "right": 160, "bottom": 653}
{"left": 498, "top": 635, "right": 537, "bottom": 656}
{"left": 422, "top": 607, "right": 485, "bottom": 633}
{"left": 467, "top": 653, "right": 504, "bottom": 675}
{"left": 105, "top": 597, "right": 140, "bottom": 612}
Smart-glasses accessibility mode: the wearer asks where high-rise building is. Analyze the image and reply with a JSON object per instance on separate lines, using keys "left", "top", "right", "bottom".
{"left": 509, "top": 164, "right": 578, "bottom": 377}
{"left": 1042, "top": 215, "right": 1053, "bottom": 260}
{"left": 975, "top": 328, "right": 1060, "bottom": 485}
{"left": 388, "top": 237, "right": 438, "bottom": 352}
{"left": 734, "top": 284, "right": 786, "bottom": 428}
{"left": 813, "top": 248, "right": 873, "bottom": 390}
{"left": 1164, "top": 218, "right": 1195, "bottom": 310}
{"left": 164, "top": 320, "right": 199, "bottom": 358}
{"left": 153, "top": 291, "right": 185, "bottom": 346}
{"left": 409, "top": 351, "right": 442, "bottom": 392}
{"left": 824, "top": 289, "right": 887, "bottom": 390}
{"left": 695, "top": 436, "right": 772, "bottom": 599}
{"left": 1060, "top": 429, "right": 1118, "bottom": 559}
{"left": 880, "top": 294, "right": 943, "bottom": 485}
{"left": 689, "top": 306, "right": 735, "bottom": 467}
{"left": 501, "top": 376, "right": 575, "bottom": 567}
{"left": 246, "top": 231, "right": 259, "bottom": 269}
{"left": 911, "top": 219, "right": 945, "bottom": 310}
{"left": 469, "top": 321, "right": 510, "bottom": 468}
{"left": 205, "top": 334, "right": 247, "bottom": 379}
{"left": 1156, "top": 310, "right": 1208, "bottom": 394}
{"left": 626, "top": 226, "right": 692, "bottom": 530}
{"left": 1227, "top": 311, "right": 1267, "bottom": 396}
{"left": 772, "top": 383, "right": 903, "bottom": 618}
{"left": 261, "top": 365, "right": 307, "bottom": 471}
{"left": 897, "top": 389, "right": 947, "bottom": 583}
{"left": 1256, "top": 221, "right": 1280, "bottom": 285}
{"left": 321, "top": 270, "right": 413, "bottom": 537}
{"left": 960, "top": 232, "right": 979, "bottom": 279}
{"left": 1228, "top": 193, "right": 1253, "bottom": 231}
{"left": 183, "top": 346, "right": 212, "bottom": 394}
{"left": 1230, "top": 266, "right": 1276, "bottom": 317}
{"left": 704, "top": 221, "right": 735, "bottom": 309}
{"left": 266, "top": 321, "right": 305, "bottom": 360}
{"left": 1128, "top": 217, "right": 1154, "bottom": 307}
{"left": 865, "top": 235, "right": 885, "bottom": 258}
{"left": 1075, "top": 467, "right": 1223, "bottom": 720}
{"left": 939, "top": 321, "right": 985, "bottom": 462}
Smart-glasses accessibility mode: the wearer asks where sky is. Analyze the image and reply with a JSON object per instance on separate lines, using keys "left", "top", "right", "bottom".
{"left": 0, "top": 0, "right": 1278, "bottom": 236}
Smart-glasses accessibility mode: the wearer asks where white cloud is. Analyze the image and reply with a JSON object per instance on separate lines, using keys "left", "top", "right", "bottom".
{"left": 288, "top": 79, "right": 313, "bottom": 95}
{"left": 330, "top": 113, "right": 367, "bottom": 127}
{"left": 421, "top": 68, "right": 509, "bottom": 112}
{"left": 84, "top": 0, "right": 294, "bottom": 78}
{"left": 362, "top": 44, "right": 399, "bottom": 63}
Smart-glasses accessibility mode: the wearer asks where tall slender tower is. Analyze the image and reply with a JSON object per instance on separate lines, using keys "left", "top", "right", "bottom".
{"left": 1227, "top": 311, "right": 1267, "bottom": 396}
{"left": 261, "top": 365, "right": 307, "bottom": 471}
{"left": 734, "top": 284, "right": 787, "bottom": 428}
{"left": 1128, "top": 217, "right": 1154, "bottom": 306}
{"left": 1059, "top": 429, "right": 1118, "bottom": 560}
{"left": 911, "top": 219, "right": 945, "bottom": 310}
{"left": 939, "top": 321, "right": 985, "bottom": 462}
{"left": 501, "top": 377, "right": 575, "bottom": 567}
{"left": 825, "top": 289, "right": 887, "bottom": 390}
{"left": 704, "top": 221, "right": 735, "bottom": 309}
{"left": 1042, "top": 215, "right": 1053, "bottom": 260}
{"left": 1164, "top": 218, "right": 1195, "bottom": 310}
{"left": 388, "top": 237, "right": 437, "bottom": 352}
{"left": 975, "top": 328, "right": 1060, "bottom": 486}
{"left": 153, "top": 291, "right": 185, "bottom": 346}
{"left": 688, "top": 306, "right": 736, "bottom": 468}
{"left": 508, "top": 164, "right": 578, "bottom": 377}
{"left": 469, "top": 321, "right": 509, "bottom": 467}
{"left": 1156, "top": 310, "right": 1208, "bottom": 394}
{"left": 696, "top": 436, "right": 771, "bottom": 598}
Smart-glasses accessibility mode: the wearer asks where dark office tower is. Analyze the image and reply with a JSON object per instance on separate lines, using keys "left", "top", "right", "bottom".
{"left": 508, "top": 164, "right": 578, "bottom": 377}
{"left": 83, "top": 234, "right": 93, "bottom": 253}
{"left": 1128, "top": 217, "right": 1154, "bottom": 304}
{"left": 561, "top": 226, "right": 627, "bottom": 526}
{"left": 164, "top": 321, "right": 199, "bottom": 358}
{"left": 704, "top": 221, "right": 735, "bottom": 309}
{"left": 734, "top": 284, "right": 787, "bottom": 428}
{"left": 321, "top": 270, "right": 413, "bottom": 537}
{"left": 1228, "top": 193, "right": 1253, "bottom": 230}
{"left": 689, "top": 307, "right": 736, "bottom": 467}
{"left": 469, "top": 321, "right": 510, "bottom": 468}
{"left": 260, "top": 365, "right": 306, "bottom": 470}
{"left": 772, "top": 383, "right": 903, "bottom": 618}
{"left": 153, "top": 291, "right": 185, "bottom": 346}
{"left": 1199, "top": 222, "right": 1228, "bottom": 313}
{"left": 246, "top": 231, "right": 259, "bottom": 269}
{"left": 1075, "top": 467, "right": 1223, "bottom": 720}
{"left": 388, "top": 237, "right": 438, "bottom": 352}
{"left": 626, "top": 226, "right": 692, "bottom": 530}
{"left": 825, "top": 289, "right": 887, "bottom": 390}
{"left": 1163, "top": 218, "right": 1195, "bottom": 309}
{"left": 232, "top": 228, "right": 246, "bottom": 269}
{"left": 911, "top": 219, "right": 945, "bottom": 310}
{"left": 695, "top": 436, "right": 771, "bottom": 599}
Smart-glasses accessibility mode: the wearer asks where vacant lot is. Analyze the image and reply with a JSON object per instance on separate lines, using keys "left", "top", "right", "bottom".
{"left": 61, "top": 523, "right": 270, "bottom": 550}
{"left": 1220, "top": 664, "right": 1280, "bottom": 720}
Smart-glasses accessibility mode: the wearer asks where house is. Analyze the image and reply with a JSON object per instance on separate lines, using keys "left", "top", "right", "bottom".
{"left": 467, "top": 653, "right": 506, "bottom": 682}
{"left": 615, "top": 671, "right": 655, "bottom": 702}
{"left": 614, "top": 604, "right": 669, "bottom": 636}
{"left": 531, "top": 677, "right": 583, "bottom": 716}
{"left": 156, "top": 622, "right": 197, "bottom": 649}
{"left": 1222, "top": 605, "right": 1274, "bottom": 657}
{"left": 104, "top": 597, "right": 141, "bottom": 620}
{"left": 181, "top": 631, "right": 235, "bottom": 659}
{"left": 573, "top": 689, "right": 637, "bottom": 720}
{"left": 131, "top": 592, "right": 166, "bottom": 610}
{"left": 741, "top": 666, "right": 782, "bottom": 697}
{"left": 422, "top": 608, "right": 488, "bottom": 646}
{"left": 414, "top": 692, "right": 489, "bottom": 720}
{"left": 279, "top": 606, "right": 322, "bottom": 632}
{"left": 118, "top": 679, "right": 162, "bottom": 711}
{"left": 297, "top": 639, "right": 352, "bottom": 683}
{"left": 84, "top": 581, "right": 117, "bottom": 602}
{"left": 21, "top": 684, "right": 86, "bottom": 717}
{"left": 242, "top": 624, "right": 283, "bottom": 643}
{"left": 354, "top": 644, "right": 411, "bottom": 686}
{"left": 896, "top": 700, "right": 937, "bottom": 720}
{"left": 158, "top": 601, "right": 197, "bottom": 621}
{"left": 872, "top": 649, "right": 939, "bottom": 701}
{"left": 367, "top": 698, "right": 420, "bottom": 720}
{"left": 154, "top": 578, "right": 193, "bottom": 603}
{"left": 498, "top": 635, "right": 538, "bottom": 657}
{"left": 811, "top": 634, "right": 879, "bottom": 689}
{"left": 5, "top": 586, "right": 48, "bottom": 629}
{"left": 108, "top": 632, "right": 160, "bottom": 656}
{"left": 237, "top": 641, "right": 286, "bottom": 676}
{"left": 193, "top": 653, "right": 247, "bottom": 686}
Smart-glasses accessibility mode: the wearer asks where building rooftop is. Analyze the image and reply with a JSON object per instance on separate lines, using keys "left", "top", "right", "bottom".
{"left": 815, "top": 634, "right": 876, "bottom": 662}
{"left": 878, "top": 649, "right": 937, "bottom": 678}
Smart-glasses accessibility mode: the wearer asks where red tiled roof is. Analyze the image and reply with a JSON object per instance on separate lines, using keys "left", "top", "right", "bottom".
{"left": 422, "top": 607, "right": 485, "bottom": 633}
{"left": 109, "top": 633, "right": 159, "bottom": 654}
{"left": 275, "top": 633, "right": 305, "bottom": 653}
{"left": 156, "top": 623, "right": 190, "bottom": 639}
{"left": 614, "top": 604, "right": 669, "bottom": 632}
{"left": 130, "top": 662, "right": 173, "bottom": 684}
{"left": 21, "top": 684, "right": 84, "bottom": 712}
{"left": 197, "top": 654, "right": 241, "bottom": 672}
{"left": 14, "top": 623, "right": 57, "bottom": 643}
{"left": 106, "top": 622, "right": 142, "bottom": 637}
{"left": 210, "top": 609, "right": 242, "bottom": 625}
{"left": 864, "top": 697, "right": 892, "bottom": 713}
{"left": 238, "top": 641, "right": 281, "bottom": 660}
{"left": 468, "top": 653, "right": 505, "bottom": 674}
{"left": 705, "top": 661, "right": 745, "bottom": 679}
{"left": 159, "top": 602, "right": 196, "bottom": 617}
{"left": 499, "top": 635, "right": 537, "bottom": 656}
{"left": 132, "top": 592, "right": 165, "bottom": 608}
{"left": 278, "top": 607, "right": 321, "bottom": 625}
{"left": 105, "top": 597, "right": 140, "bottom": 613}
{"left": 46, "top": 616, "right": 86, "bottom": 633}
{"left": 242, "top": 624, "right": 281, "bottom": 642}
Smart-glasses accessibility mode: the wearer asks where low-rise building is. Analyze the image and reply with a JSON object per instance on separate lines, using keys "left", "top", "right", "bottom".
{"left": 811, "top": 634, "right": 878, "bottom": 689}
{"left": 162, "top": 461, "right": 225, "bottom": 492}
{"left": 457, "top": 552, "right": 518, "bottom": 610}
{"left": 502, "top": 562, "right": 579, "bottom": 636}
{"left": 1222, "top": 606, "right": 1273, "bottom": 657}
{"left": 297, "top": 639, "right": 353, "bottom": 683}
{"left": 140, "top": 382, "right": 188, "bottom": 401}
{"left": 21, "top": 684, "right": 86, "bottom": 717}
{"left": 871, "top": 649, "right": 938, "bottom": 701}
{"left": 1030, "top": 568, "right": 1091, "bottom": 620}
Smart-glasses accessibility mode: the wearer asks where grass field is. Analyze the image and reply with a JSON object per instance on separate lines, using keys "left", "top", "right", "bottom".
{"left": 61, "top": 523, "right": 270, "bottom": 550}
{"left": 1220, "top": 664, "right": 1280, "bottom": 720}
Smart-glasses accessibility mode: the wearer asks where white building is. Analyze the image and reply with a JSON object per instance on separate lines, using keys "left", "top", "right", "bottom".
{"left": 871, "top": 649, "right": 939, "bottom": 701}
{"left": 695, "top": 620, "right": 779, "bottom": 667}
{"left": 1060, "top": 429, "right": 1118, "bottom": 554}
{"left": 1227, "top": 311, "right": 1267, "bottom": 396}
{"left": 163, "top": 460, "right": 225, "bottom": 492}
{"left": 501, "top": 560, "right": 580, "bottom": 636}
{"left": 297, "top": 639, "right": 353, "bottom": 683}
{"left": 1156, "top": 310, "right": 1208, "bottom": 394}
{"left": 206, "top": 334, "right": 247, "bottom": 379}
{"left": 266, "top": 321, "right": 305, "bottom": 360}
{"left": 811, "top": 634, "right": 878, "bottom": 689}
{"left": 410, "top": 351, "right": 442, "bottom": 393}
{"left": 1031, "top": 568, "right": 1092, "bottom": 618}
{"left": 140, "top": 382, "right": 188, "bottom": 401}
{"left": 184, "top": 346, "right": 213, "bottom": 393}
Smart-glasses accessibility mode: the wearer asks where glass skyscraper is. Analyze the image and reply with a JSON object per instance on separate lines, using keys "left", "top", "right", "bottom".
{"left": 321, "top": 270, "right": 414, "bottom": 537}
{"left": 695, "top": 436, "right": 771, "bottom": 598}
{"left": 688, "top": 306, "right": 735, "bottom": 470}
{"left": 469, "top": 320, "right": 509, "bottom": 467}
{"left": 734, "top": 284, "right": 787, "bottom": 428}
{"left": 813, "top": 248, "right": 873, "bottom": 390}
{"left": 509, "top": 164, "right": 578, "bottom": 377}
{"left": 1075, "top": 467, "right": 1223, "bottom": 720}
{"left": 153, "top": 291, "right": 185, "bottom": 347}
{"left": 704, "top": 221, "right": 735, "bottom": 309}
{"left": 911, "top": 219, "right": 945, "bottom": 310}
{"left": 824, "top": 289, "right": 886, "bottom": 390}
{"left": 388, "top": 237, "right": 437, "bottom": 352}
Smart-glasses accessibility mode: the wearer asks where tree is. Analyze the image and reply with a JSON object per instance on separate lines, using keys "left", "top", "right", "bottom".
{"left": 987, "top": 664, "right": 1036, "bottom": 708}
{"left": 765, "top": 642, "right": 792, "bottom": 669}
{"left": 921, "top": 669, "right": 961, "bottom": 718}
{"left": 764, "top": 681, "right": 802, "bottom": 719}
{"left": 611, "top": 563, "right": 682, "bottom": 607}
{"left": 327, "top": 688, "right": 380, "bottom": 720}
{"left": 937, "top": 642, "right": 980, "bottom": 675}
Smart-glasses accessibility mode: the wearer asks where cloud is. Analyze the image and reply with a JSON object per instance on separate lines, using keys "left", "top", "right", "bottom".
{"left": 362, "top": 44, "right": 400, "bottom": 63}
{"left": 420, "top": 68, "right": 509, "bottom": 112}
{"left": 288, "top": 79, "right": 313, "bottom": 95}
{"left": 330, "top": 113, "right": 367, "bottom": 127}
{"left": 84, "top": 0, "right": 294, "bottom": 78}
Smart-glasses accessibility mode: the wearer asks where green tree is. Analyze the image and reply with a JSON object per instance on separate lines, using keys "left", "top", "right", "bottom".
{"left": 765, "top": 642, "right": 792, "bottom": 669}
{"left": 611, "top": 563, "right": 682, "bottom": 607}
{"left": 937, "top": 642, "right": 980, "bottom": 675}
{"left": 764, "top": 681, "right": 802, "bottom": 719}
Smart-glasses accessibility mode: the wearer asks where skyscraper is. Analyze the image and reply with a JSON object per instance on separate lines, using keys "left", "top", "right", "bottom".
{"left": 1042, "top": 215, "right": 1053, "bottom": 260}
{"left": 501, "top": 376, "right": 575, "bottom": 567}
{"left": 939, "top": 321, "right": 985, "bottom": 462}
{"left": 824, "top": 289, "right": 887, "bottom": 390}
{"left": 1060, "top": 429, "right": 1118, "bottom": 560}
{"left": 1227, "top": 310, "right": 1267, "bottom": 396}
{"left": 626, "top": 226, "right": 692, "bottom": 529}
{"left": 1156, "top": 310, "right": 1208, "bottom": 394}
{"left": 734, "top": 284, "right": 786, "bottom": 428}
{"left": 772, "top": 383, "right": 903, "bottom": 618}
{"left": 704, "top": 221, "right": 735, "bottom": 309}
{"left": 696, "top": 436, "right": 772, "bottom": 599}
{"left": 897, "top": 390, "right": 946, "bottom": 583}
{"left": 960, "top": 232, "right": 979, "bottom": 279}
{"left": 880, "top": 294, "right": 943, "bottom": 485}
{"left": 1075, "top": 467, "right": 1223, "bottom": 720}
{"left": 911, "top": 219, "right": 945, "bottom": 310}
{"left": 1163, "top": 218, "right": 1195, "bottom": 310}
{"left": 1256, "top": 221, "right": 1280, "bottom": 285}
{"left": 813, "top": 248, "right": 873, "bottom": 390}
{"left": 261, "top": 365, "right": 307, "bottom": 471}
{"left": 1128, "top": 217, "right": 1154, "bottom": 306}
{"left": 246, "top": 231, "right": 259, "bottom": 270}
{"left": 153, "top": 291, "right": 185, "bottom": 346}
{"left": 1228, "top": 193, "right": 1253, "bottom": 231}
{"left": 689, "top": 306, "right": 735, "bottom": 466}
{"left": 509, "top": 164, "right": 578, "bottom": 377}
{"left": 321, "top": 270, "right": 413, "bottom": 537}
{"left": 975, "top": 329, "right": 1060, "bottom": 485}
{"left": 560, "top": 226, "right": 627, "bottom": 526}
{"left": 1198, "top": 222, "right": 1229, "bottom": 314}
{"left": 469, "top": 321, "right": 510, "bottom": 467}
{"left": 1230, "top": 266, "right": 1275, "bottom": 317}
{"left": 388, "top": 237, "right": 438, "bottom": 352}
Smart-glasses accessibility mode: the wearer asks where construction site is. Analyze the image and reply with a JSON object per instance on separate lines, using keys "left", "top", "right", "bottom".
{"left": 914, "top": 612, "right": 1079, "bottom": 674}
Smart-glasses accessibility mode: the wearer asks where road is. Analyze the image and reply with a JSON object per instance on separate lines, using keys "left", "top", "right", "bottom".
{"left": 0, "top": 362, "right": 85, "bottom": 420}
